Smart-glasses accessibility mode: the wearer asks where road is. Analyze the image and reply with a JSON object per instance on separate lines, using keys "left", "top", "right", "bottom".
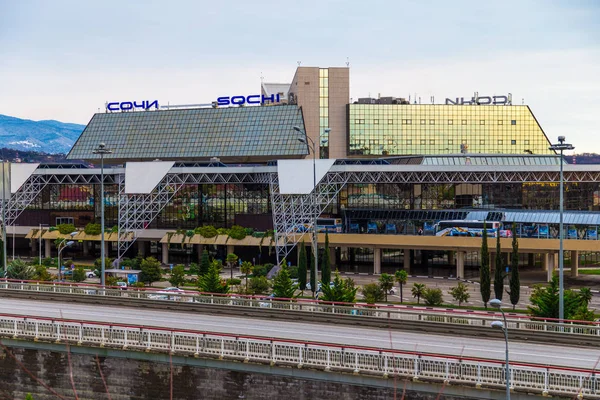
{"left": 2, "top": 298, "right": 600, "bottom": 371}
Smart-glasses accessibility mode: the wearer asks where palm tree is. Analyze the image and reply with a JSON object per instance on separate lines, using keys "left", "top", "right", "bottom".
{"left": 394, "top": 270, "right": 408, "bottom": 303}
{"left": 378, "top": 273, "right": 394, "bottom": 302}
{"left": 411, "top": 283, "right": 426, "bottom": 304}
{"left": 240, "top": 261, "right": 253, "bottom": 293}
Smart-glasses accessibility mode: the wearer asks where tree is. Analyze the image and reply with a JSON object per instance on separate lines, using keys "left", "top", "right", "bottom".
{"left": 6, "top": 259, "right": 35, "bottom": 280}
{"left": 378, "top": 273, "right": 395, "bottom": 302}
{"left": 480, "top": 222, "right": 491, "bottom": 308}
{"left": 199, "top": 249, "right": 210, "bottom": 277}
{"left": 297, "top": 242, "right": 307, "bottom": 293}
{"left": 361, "top": 283, "right": 384, "bottom": 304}
{"left": 319, "top": 270, "right": 357, "bottom": 303}
{"left": 449, "top": 282, "right": 470, "bottom": 306}
{"left": 169, "top": 264, "right": 186, "bottom": 287}
{"left": 320, "top": 233, "right": 331, "bottom": 286}
{"left": 528, "top": 275, "right": 592, "bottom": 320}
{"left": 34, "top": 265, "right": 52, "bottom": 281}
{"left": 198, "top": 261, "right": 228, "bottom": 293}
{"left": 579, "top": 287, "right": 593, "bottom": 307}
{"left": 139, "top": 257, "right": 162, "bottom": 286}
{"left": 508, "top": 223, "right": 520, "bottom": 310}
{"left": 395, "top": 270, "right": 408, "bottom": 303}
{"left": 240, "top": 261, "right": 253, "bottom": 293}
{"left": 423, "top": 288, "right": 444, "bottom": 306}
{"left": 271, "top": 265, "right": 297, "bottom": 298}
{"left": 226, "top": 253, "right": 238, "bottom": 280}
{"left": 411, "top": 283, "right": 426, "bottom": 304}
{"left": 309, "top": 249, "right": 317, "bottom": 298}
{"left": 72, "top": 267, "right": 86, "bottom": 283}
{"left": 494, "top": 232, "right": 504, "bottom": 301}
{"left": 249, "top": 276, "right": 270, "bottom": 295}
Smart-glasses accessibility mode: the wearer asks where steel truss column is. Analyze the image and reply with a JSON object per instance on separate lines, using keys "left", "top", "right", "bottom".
{"left": 269, "top": 172, "right": 348, "bottom": 264}
{"left": 117, "top": 174, "right": 184, "bottom": 259}
{"left": 0, "top": 174, "right": 48, "bottom": 232}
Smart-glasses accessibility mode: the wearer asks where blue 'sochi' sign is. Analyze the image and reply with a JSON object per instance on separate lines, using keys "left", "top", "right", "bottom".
{"left": 106, "top": 100, "right": 159, "bottom": 112}
{"left": 216, "top": 94, "right": 281, "bottom": 106}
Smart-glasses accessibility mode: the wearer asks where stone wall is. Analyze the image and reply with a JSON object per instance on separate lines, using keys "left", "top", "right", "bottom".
{"left": 0, "top": 345, "right": 489, "bottom": 400}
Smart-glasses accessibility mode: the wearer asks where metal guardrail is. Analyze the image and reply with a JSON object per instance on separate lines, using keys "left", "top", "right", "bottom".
{"left": 1, "top": 280, "right": 599, "bottom": 338}
{"left": 0, "top": 313, "right": 598, "bottom": 398}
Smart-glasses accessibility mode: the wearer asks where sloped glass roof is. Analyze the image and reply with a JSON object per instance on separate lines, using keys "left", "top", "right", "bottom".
{"left": 421, "top": 155, "right": 561, "bottom": 166}
{"left": 67, "top": 106, "right": 308, "bottom": 162}
{"left": 466, "top": 209, "right": 600, "bottom": 225}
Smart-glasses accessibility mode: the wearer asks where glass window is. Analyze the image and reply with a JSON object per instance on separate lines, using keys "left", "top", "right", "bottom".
{"left": 498, "top": 120, "right": 503, "bottom": 125}
{"left": 420, "top": 139, "right": 426, "bottom": 145}
{"left": 402, "top": 119, "right": 407, "bottom": 125}
{"left": 480, "top": 120, "right": 485, "bottom": 125}
{"left": 480, "top": 140, "right": 485, "bottom": 145}
{"left": 430, "top": 139, "right": 435, "bottom": 145}
{"left": 511, "top": 139, "right": 517, "bottom": 145}
{"left": 420, "top": 119, "right": 426, "bottom": 125}
{"left": 373, "top": 119, "right": 379, "bottom": 124}
{"left": 461, "top": 120, "right": 467, "bottom": 125}
{"left": 524, "top": 140, "right": 530, "bottom": 145}
{"left": 448, "top": 120, "right": 453, "bottom": 125}
{"left": 406, "top": 119, "right": 412, "bottom": 125}
{"left": 388, "top": 119, "right": 393, "bottom": 125}
{"left": 429, "top": 119, "right": 435, "bottom": 125}
{"left": 511, "top": 120, "right": 517, "bottom": 125}
{"left": 498, "top": 140, "right": 503, "bottom": 145}
{"left": 448, "top": 140, "right": 453, "bottom": 145}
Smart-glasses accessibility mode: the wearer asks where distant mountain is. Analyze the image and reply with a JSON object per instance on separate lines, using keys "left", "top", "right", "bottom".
{"left": 0, "top": 114, "right": 85, "bottom": 154}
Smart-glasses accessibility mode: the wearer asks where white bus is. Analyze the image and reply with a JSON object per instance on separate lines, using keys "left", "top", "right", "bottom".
{"left": 435, "top": 220, "right": 511, "bottom": 237}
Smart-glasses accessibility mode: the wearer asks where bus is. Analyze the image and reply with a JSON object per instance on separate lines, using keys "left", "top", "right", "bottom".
{"left": 435, "top": 220, "right": 511, "bottom": 237}
{"left": 291, "top": 218, "right": 343, "bottom": 233}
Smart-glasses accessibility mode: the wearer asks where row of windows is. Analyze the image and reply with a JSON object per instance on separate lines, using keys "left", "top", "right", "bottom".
{"left": 354, "top": 119, "right": 518, "bottom": 125}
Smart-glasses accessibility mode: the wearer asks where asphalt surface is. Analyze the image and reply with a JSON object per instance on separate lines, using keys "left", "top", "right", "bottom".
{"left": 1, "top": 298, "right": 600, "bottom": 371}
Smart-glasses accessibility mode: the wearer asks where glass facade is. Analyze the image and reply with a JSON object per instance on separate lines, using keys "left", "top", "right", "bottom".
{"left": 68, "top": 106, "right": 308, "bottom": 161}
{"left": 348, "top": 104, "right": 553, "bottom": 156}
{"left": 319, "top": 68, "right": 329, "bottom": 158}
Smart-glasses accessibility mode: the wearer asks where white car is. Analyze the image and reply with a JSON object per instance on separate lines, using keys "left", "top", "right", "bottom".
{"left": 116, "top": 281, "right": 128, "bottom": 290}
{"left": 86, "top": 271, "right": 96, "bottom": 278}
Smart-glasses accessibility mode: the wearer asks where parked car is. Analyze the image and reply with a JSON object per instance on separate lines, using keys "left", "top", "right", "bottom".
{"left": 86, "top": 271, "right": 96, "bottom": 278}
{"left": 116, "top": 281, "right": 128, "bottom": 290}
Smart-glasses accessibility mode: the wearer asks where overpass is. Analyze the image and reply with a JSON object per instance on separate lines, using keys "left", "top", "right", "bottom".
{"left": 1, "top": 299, "right": 599, "bottom": 399}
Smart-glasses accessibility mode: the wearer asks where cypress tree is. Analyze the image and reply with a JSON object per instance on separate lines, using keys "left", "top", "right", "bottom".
{"left": 320, "top": 232, "right": 331, "bottom": 286}
{"left": 310, "top": 248, "right": 317, "bottom": 298}
{"left": 199, "top": 249, "right": 210, "bottom": 277}
{"left": 298, "top": 242, "right": 307, "bottom": 292}
{"left": 509, "top": 223, "right": 520, "bottom": 310}
{"left": 480, "top": 222, "right": 491, "bottom": 308}
{"left": 494, "top": 230, "right": 504, "bottom": 300}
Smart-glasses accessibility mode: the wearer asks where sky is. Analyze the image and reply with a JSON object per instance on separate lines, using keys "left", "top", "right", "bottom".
{"left": 0, "top": 0, "right": 598, "bottom": 153}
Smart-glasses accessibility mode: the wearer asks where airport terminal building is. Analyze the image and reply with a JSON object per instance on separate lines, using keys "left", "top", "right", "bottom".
{"left": 4, "top": 65, "right": 600, "bottom": 279}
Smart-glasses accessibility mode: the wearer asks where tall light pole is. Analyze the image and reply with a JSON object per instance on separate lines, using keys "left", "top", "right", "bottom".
{"left": 549, "top": 136, "right": 574, "bottom": 323}
{"left": 294, "top": 126, "right": 319, "bottom": 291}
{"left": 12, "top": 224, "right": 18, "bottom": 261}
{"left": 1, "top": 161, "right": 8, "bottom": 276}
{"left": 38, "top": 223, "right": 49, "bottom": 266}
{"left": 490, "top": 298, "right": 510, "bottom": 400}
{"left": 93, "top": 143, "right": 113, "bottom": 287}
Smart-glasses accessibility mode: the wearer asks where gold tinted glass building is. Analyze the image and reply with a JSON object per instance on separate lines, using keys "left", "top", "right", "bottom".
{"left": 348, "top": 104, "right": 553, "bottom": 156}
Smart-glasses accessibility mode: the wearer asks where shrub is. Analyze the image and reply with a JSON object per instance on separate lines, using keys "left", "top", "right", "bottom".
{"left": 217, "top": 228, "right": 228, "bottom": 235}
{"left": 6, "top": 259, "right": 36, "bottom": 280}
{"left": 228, "top": 225, "right": 247, "bottom": 240}
{"left": 72, "top": 267, "right": 86, "bottom": 283}
{"left": 361, "top": 283, "right": 384, "bottom": 304}
{"left": 132, "top": 282, "right": 146, "bottom": 288}
{"left": 34, "top": 265, "right": 52, "bottom": 281}
{"left": 252, "top": 265, "right": 268, "bottom": 277}
{"left": 226, "top": 278, "right": 242, "bottom": 286}
{"left": 423, "top": 288, "right": 444, "bottom": 306}
{"left": 249, "top": 276, "right": 270, "bottom": 295}
{"left": 57, "top": 224, "right": 77, "bottom": 235}
{"left": 287, "top": 266, "right": 299, "bottom": 279}
{"left": 195, "top": 225, "right": 218, "bottom": 238}
{"left": 84, "top": 223, "right": 101, "bottom": 236}
{"left": 189, "top": 263, "right": 199, "bottom": 275}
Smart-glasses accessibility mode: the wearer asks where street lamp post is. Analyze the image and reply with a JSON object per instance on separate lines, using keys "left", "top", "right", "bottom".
{"left": 294, "top": 126, "right": 319, "bottom": 292}
{"left": 549, "top": 136, "right": 574, "bottom": 323}
{"left": 57, "top": 232, "right": 77, "bottom": 281}
{"left": 38, "top": 223, "right": 49, "bottom": 266}
{"left": 490, "top": 298, "right": 510, "bottom": 400}
{"left": 12, "top": 224, "right": 18, "bottom": 261}
{"left": 1, "top": 161, "right": 8, "bottom": 276}
{"left": 93, "top": 143, "right": 113, "bottom": 288}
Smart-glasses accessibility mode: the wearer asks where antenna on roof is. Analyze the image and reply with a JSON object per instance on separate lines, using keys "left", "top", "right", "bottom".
{"left": 431, "top": 96, "right": 434, "bottom": 104}
{"left": 297, "top": 61, "right": 302, "bottom": 66}
{"left": 260, "top": 72, "right": 264, "bottom": 85}
{"left": 346, "top": 57, "right": 350, "bottom": 67}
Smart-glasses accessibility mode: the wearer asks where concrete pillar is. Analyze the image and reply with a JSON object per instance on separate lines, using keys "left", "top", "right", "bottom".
{"left": 571, "top": 250, "right": 579, "bottom": 278}
{"left": 403, "top": 249, "right": 410, "bottom": 274}
{"left": 373, "top": 248, "right": 381, "bottom": 274}
{"left": 528, "top": 253, "right": 535, "bottom": 268}
{"left": 545, "top": 253, "right": 555, "bottom": 282}
{"left": 542, "top": 253, "right": 548, "bottom": 272}
{"left": 44, "top": 239, "right": 51, "bottom": 258}
{"left": 226, "top": 245, "right": 234, "bottom": 256}
{"left": 448, "top": 251, "right": 455, "bottom": 265}
{"left": 83, "top": 241, "right": 89, "bottom": 256}
{"left": 162, "top": 243, "right": 169, "bottom": 265}
{"left": 456, "top": 252, "right": 465, "bottom": 279}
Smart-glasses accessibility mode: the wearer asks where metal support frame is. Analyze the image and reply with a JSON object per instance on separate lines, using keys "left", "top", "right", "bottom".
{"left": 269, "top": 173, "right": 348, "bottom": 264}
{"left": 117, "top": 174, "right": 184, "bottom": 258}
{"left": 2, "top": 174, "right": 48, "bottom": 227}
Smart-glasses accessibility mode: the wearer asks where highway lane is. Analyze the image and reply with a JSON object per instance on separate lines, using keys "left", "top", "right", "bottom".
{"left": 1, "top": 298, "right": 600, "bottom": 370}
